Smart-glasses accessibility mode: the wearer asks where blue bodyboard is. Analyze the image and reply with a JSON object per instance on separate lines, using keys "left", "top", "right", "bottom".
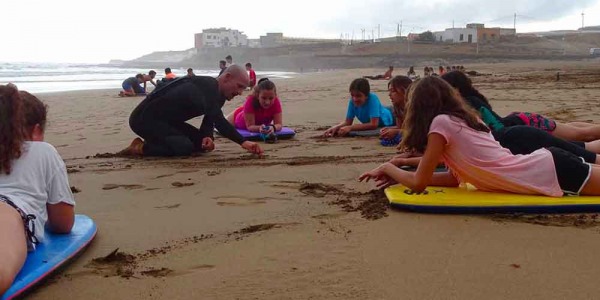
{"left": 2, "top": 215, "right": 97, "bottom": 300}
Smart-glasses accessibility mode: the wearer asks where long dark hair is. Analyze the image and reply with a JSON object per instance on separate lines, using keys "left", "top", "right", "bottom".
{"left": 252, "top": 78, "right": 277, "bottom": 109}
{"left": 0, "top": 85, "right": 26, "bottom": 174}
{"left": 388, "top": 75, "right": 412, "bottom": 117}
{"left": 400, "top": 77, "right": 489, "bottom": 153}
{"left": 441, "top": 71, "right": 491, "bottom": 107}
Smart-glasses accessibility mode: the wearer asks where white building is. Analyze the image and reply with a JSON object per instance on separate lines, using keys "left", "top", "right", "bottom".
{"left": 194, "top": 28, "right": 248, "bottom": 48}
{"left": 434, "top": 28, "right": 478, "bottom": 43}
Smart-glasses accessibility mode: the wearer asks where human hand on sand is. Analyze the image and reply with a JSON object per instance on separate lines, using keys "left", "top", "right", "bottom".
{"left": 241, "top": 141, "right": 264, "bottom": 156}
{"left": 379, "top": 128, "right": 398, "bottom": 139}
{"left": 201, "top": 137, "right": 215, "bottom": 152}
{"left": 337, "top": 126, "right": 352, "bottom": 136}
{"left": 323, "top": 127, "right": 339, "bottom": 137}
{"left": 359, "top": 164, "right": 396, "bottom": 189}
{"left": 260, "top": 125, "right": 274, "bottom": 135}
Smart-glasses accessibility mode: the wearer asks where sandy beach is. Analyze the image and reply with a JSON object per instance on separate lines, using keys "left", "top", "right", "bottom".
{"left": 25, "top": 59, "right": 600, "bottom": 299}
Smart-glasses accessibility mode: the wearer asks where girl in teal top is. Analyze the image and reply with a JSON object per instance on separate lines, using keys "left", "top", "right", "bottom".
{"left": 324, "top": 78, "right": 394, "bottom": 137}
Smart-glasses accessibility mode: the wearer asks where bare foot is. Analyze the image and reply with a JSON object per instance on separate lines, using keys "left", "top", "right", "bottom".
{"left": 118, "top": 138, "right": 144, "bottom": 156}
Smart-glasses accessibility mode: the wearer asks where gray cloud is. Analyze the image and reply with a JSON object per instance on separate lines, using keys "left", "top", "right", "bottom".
{"left": 319, "top": 0, "right": 596, "bottom": 35}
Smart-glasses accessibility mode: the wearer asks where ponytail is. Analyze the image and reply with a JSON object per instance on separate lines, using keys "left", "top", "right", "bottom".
{"left": 0, "top": 85, "right": 26, "bottom": 174}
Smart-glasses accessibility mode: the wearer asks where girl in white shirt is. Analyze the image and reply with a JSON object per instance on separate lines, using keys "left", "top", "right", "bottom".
{"left": 0, "top": 85, "right": 75, "bottom": 294}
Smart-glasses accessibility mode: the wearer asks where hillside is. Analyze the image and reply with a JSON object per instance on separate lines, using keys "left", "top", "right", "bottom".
{"left": 120, "top": 33, "right": 600, "bottom": 71}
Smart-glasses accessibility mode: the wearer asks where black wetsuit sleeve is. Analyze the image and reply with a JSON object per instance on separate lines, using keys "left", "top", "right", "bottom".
{"left": 199, "top": 107, "right": 245, "bottom": 144}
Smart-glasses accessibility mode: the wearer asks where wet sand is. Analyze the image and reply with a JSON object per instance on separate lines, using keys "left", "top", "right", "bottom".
{"left": 29, "top": 59, "right": 600, "bottom": 299}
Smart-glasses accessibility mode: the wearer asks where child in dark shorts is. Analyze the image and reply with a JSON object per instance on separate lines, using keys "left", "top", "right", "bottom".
{"left": 360, "top": 77, "right": 600, "bottom": 197}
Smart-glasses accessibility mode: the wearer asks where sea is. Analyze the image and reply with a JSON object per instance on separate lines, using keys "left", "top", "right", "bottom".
{"left": 0, "top": 62, "right": 296, "bottom": 94}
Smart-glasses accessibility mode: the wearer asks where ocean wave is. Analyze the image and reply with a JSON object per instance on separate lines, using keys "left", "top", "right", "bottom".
{"left": 0, "top": 63, "right": 296, "bottom": 93}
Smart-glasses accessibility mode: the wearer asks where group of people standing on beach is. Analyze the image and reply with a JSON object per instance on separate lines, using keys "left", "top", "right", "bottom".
{"left": 5, "top": 61, "right": 600, "bottom": 294}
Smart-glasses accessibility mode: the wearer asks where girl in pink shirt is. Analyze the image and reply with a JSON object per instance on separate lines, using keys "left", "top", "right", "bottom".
{"left": 226, "top": 78, "right": 283, "bottom": 136}
{"left": 360, "top": 76, "right": 600, "bottom": 197}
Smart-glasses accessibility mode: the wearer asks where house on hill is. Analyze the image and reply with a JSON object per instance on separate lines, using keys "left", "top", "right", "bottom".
{"left": 194, "top": 28, "right": 248, "bottom": 48}
{"left": 434, "top": 23, "right": 515, "bottom": 43}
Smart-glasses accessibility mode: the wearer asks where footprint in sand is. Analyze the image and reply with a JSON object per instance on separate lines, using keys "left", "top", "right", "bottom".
{"left": 214, "top": 196, "right": 291, "bottom": 207}
{"left": 206, "top": 169, "right": 222, "bottom": 176}
{"left": 166, "top": 265, "right": 216, "bottom": 277}
{"left": 172, "top": 181, "right": 194, "bottom": 187}
{"left": 216, "top": 197, "right": 267, "bottom": 207}
{"left": 311, "top": 212, "right": 348, "bottom": 220}
{"left": 102, "top": 184, "right": 145, "bottom": 190}
{"left": 154, "top": 203, "right": 181, "bottom": 209}
{"left": 155, "top": 173, "right": 174, "bottom": 179}
{"left": 140, "top": 268, "right": 174, "bottom": 278}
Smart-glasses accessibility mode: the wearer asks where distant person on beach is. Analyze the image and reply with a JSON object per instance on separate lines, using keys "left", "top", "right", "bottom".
{"left": 187, "top": 68, "right": 195, "bottom": 77}
{"left": 119, "top": 74, "right": 145, "bottom": 97}
{"left": 120, "top": 65, "right": 263, "bottom": 157}
{"left": 406, "top": 66, "right": 419, "bottom": 80}
{"left": 438, "top": 66, "right": 445, "bottom": 76}
{"left": 225, "top": 55, "right": 233, "bottom": 67}
{"left": 423, "top": 67, "right": 431, "bottom": 77}
{"left": 323, "top": 78, "right": 394, "bottom": 137}
{"left": 359, "top": 76, "right": 600, "bottom": 197}
{"left": 142, "top": 70, "right": 157, "bottom": 90}
{"left": 246, "top": 63, "right": 256, "bottom": 88}
{"left": 363, "top": 66, "right": 393, "bottom": 80}
{"left": 0, "top": 85, "right": 75, "bottom": 294}
{"left": 164, "top": 68, "right": 177, "bottom": 80}
{"left": 218, "top": 60, "right": 227, "bottom": 77}
{"left": 156, "top": 68, "right": 178, "bottom": 87}
{"left": 226, "top": 78, "right": 283, "bottom": 134}
{"left": 380, "top": 76, "right": 413, "bottom": 140}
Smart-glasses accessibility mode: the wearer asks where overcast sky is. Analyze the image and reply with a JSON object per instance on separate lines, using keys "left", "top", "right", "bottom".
{"left": 2, "top": 0, "right": 599, "bottom": 63}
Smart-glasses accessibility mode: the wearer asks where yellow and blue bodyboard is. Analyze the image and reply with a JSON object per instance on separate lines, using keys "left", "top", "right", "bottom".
{"left": 385, "top": 185, "right": 600, "bottom": 214}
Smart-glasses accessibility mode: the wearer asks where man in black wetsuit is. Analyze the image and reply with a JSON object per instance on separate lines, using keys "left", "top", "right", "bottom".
{"left": 120, "top": 65, "right": 263, "bottom": 156}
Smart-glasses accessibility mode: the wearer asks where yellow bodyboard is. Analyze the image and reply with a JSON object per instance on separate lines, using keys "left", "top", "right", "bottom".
{"left": 385, "top": 185, "right": 600, "bottom": 213}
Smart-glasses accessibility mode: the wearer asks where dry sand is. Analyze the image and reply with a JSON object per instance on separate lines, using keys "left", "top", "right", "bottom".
{"left": 25, "top": 59, "right": 600, "bottom": 299}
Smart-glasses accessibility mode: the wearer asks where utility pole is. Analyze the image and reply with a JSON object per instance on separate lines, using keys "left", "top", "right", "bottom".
{"left": 582, "top": 11, "right": 585, "bottom": 29}
{"left": 452, "top": 20, "right": 455, "bottom": 29}
{"left": 400, "top": 20, "right": 403, "bottom": 37}
{"left": 378, "top": 24, "right": 381, "bottom": 40}
{"left": 514, "top": 13, "right": 517, "bottom": 33}
{"left": 361, "top": 28, "right": 365, "bottom": 41}
{"left": 372, "top": 29, "right": 375, "bottom": 42}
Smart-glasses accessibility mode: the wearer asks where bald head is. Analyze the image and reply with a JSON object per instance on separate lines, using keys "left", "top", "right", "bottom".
{"left": 222, "top": 65, "right": 249, "bottom": 81}
{"left": 218, "top": 64, "right": 250, "bottom": 100}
